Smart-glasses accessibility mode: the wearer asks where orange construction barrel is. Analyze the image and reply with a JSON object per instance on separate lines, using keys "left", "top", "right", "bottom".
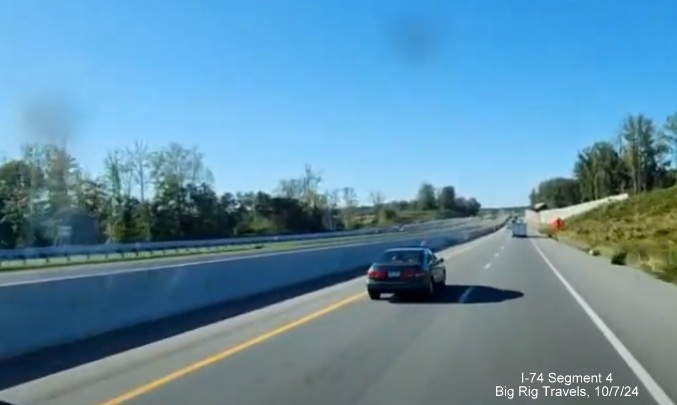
{"left": 550, "top": 217, "right": 564, "bottom": 231}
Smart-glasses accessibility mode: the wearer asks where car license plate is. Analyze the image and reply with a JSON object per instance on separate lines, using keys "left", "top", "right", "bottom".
{"left": 388, "top": 271, "right": 400, "bottom": 278}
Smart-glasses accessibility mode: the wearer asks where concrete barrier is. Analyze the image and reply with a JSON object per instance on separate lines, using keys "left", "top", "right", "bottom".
{"left": 0, "top": 220, "right": 438, "bottom": 263}
{"left": 525, "top": 194, "right": 629, "bottom": 228}
{"left": 0, "top": 219, "right": 506, "bottom": 360}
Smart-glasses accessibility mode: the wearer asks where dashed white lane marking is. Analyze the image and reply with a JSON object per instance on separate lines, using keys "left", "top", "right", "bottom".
{"left": 494, "top": 252, "right": 500, "bottom": 257}
{"left": 531, "top": 240, "right": 675, "bottom": 405}
{"left": 459, "top": 286, "right": 475, "bottom": 303}
{"left": 484, "top": 262, "right": 492, "bottom": 269}
{"left": 500, "top": 246, "right": 505, "bottom": 251}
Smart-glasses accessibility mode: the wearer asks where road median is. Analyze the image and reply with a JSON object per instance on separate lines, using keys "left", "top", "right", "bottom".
{"left": 0, "top": 228, "right": 442, "bottom": 273}
{"left": 0, "top": 220, "right": 505, "bottom": 361}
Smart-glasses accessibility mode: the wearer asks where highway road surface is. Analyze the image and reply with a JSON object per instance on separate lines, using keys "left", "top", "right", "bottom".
{"left": 0, "top": 219, "right": 486, "bottom": 286}
{"left": 2, "top": 228, "right": 676, "bottom": 404}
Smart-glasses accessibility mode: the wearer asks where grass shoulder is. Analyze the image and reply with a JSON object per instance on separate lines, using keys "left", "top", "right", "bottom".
{"left": 543, "top": 186, "right": 677, "bottom": 284}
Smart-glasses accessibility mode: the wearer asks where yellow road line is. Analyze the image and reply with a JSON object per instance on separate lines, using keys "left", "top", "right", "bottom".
{"left": 97, "top": 292, "right": 366, "bottom": 405}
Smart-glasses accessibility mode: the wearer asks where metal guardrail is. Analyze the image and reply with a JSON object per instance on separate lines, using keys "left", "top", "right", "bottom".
{"left": 0, "top": 218, "right": 464, "bottom": 262}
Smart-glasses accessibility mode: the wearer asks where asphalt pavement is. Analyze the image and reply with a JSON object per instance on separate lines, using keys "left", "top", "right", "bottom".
{"left": 0, "top": 219, "right": 486, "bottom": 286}
{"left": 2, "top": 228, "right": 675, "bottom": 405}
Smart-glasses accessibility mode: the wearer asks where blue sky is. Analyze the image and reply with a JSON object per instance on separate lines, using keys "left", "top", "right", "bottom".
{"left": 1, "top": 0, "right": 675, "bottom": 207}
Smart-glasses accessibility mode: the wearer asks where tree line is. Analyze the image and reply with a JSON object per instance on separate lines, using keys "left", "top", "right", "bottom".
{"left": 0, "top": 142, "right": 482, "bottom": 249}
{"left": 373, "top": 182, "right": 481, "bottom": 223}
{"left": 529, "top": 112, "right": 677, "bottom": 208}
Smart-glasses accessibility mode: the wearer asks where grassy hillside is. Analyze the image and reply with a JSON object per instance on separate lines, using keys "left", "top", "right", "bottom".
{"left": 555, "top": 186, "right": 677, "bottom": 283}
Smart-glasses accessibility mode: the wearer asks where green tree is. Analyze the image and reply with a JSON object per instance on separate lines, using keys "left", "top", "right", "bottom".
{"left": 531, "top": 178, "right": 581, "bottom": 208}
{"left": 530, "top": 112, "right": 675, "bottom": 207}
{"left": 573, "top": 141, "right": 627, "bottom": 201}
{"left": 416, "top": 182, "right": 437, "bottom": 210}
{"left": 0, "top": 138, "right": 484, "bottom": 249}
{"left": 437, "top": 186, "right": 456, "bottom": 211}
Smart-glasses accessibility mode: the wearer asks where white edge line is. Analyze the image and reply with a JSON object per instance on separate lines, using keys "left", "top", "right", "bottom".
{"left": 530, "top": 239, "right": 675, "bottom": 405}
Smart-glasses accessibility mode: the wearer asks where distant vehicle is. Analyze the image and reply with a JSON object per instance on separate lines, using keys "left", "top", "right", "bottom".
{"left": 511, "top": 221, "right": 527, "bottom": 238}
{"left": 366, "top": 247, "right": 446, "bottom": 300}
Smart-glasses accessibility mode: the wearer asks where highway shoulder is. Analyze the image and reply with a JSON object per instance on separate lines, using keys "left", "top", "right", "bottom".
{"left": 530, "top": 237, "right": 677, "bottom": 403}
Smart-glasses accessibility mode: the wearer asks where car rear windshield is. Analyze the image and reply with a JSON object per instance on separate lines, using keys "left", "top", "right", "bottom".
{"left": 374, "top": 250, "right": 423, "bottom": 265}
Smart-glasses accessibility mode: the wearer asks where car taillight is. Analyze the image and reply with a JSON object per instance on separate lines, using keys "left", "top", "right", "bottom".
{"left": 367, "top": 268, "right": 386, "bottom": 279}
{"left": 402, "top": 268, "right": 424, "bottom": 278}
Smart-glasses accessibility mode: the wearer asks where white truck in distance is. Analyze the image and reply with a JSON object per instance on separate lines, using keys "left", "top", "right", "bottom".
{"left": 511, "top": 219, "right": 527, "bottom": 238}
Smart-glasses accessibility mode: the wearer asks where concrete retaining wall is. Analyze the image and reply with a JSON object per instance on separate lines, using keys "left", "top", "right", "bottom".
{"left": 0, "top": 219, "right": 505, "bottom": 360}
{"left": 525, "top": 194, "right": 629, "bottom": 228}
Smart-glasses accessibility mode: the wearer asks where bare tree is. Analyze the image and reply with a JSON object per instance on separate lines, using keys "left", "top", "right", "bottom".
{"left": 186, "top": 145, "right": 214, "bottom": 185}
{"left": 104, "top": 149, "right": 126, "bottom": 215}
{"left": 149, "top": 143, "right": 213, "bottom": 187}
{"left": 340, "top": 186, "right": 358, "bottom": 226}
{"left": 301, "top": 164, "right": 323, "bottom": 207}
{"left": 369, "top": 190, "right": 385, "bottom": 207}
{"left": 327, "top": 188, "right": 341, "bottom": 208}
{"left": 19, "top": 144, "right": 46, "bottom": 195}
{"left": 277, "top": 178, "right": 303, "bottom": 199}
{"left": 341, "top": 187, "right": 358, "bottom": 208}
{"left": 126, "top": 141, "right": 150, "bottom": 201}
{"left": 149, "top": 148, "right": 167, "bottom": 188}
{"left": 43, "top": 144, "right": 78, "bottom": 210}
{"left": 19, "top": 97, "right": 79, "bottom": 244}
{"left": 18, "top": 144, "right": 46, "bottom": 246}
{"left": 105, "top": 148, "right": 133, "bottom": 198}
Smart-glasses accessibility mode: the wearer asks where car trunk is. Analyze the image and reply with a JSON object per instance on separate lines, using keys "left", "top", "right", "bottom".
{"left": 372, "top": 263, "right": 422, "bottom": 280}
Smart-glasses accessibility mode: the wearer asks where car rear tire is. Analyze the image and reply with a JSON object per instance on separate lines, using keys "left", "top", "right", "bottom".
{"left": 368, "top": 290, "right": 381, "bottom": 300}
